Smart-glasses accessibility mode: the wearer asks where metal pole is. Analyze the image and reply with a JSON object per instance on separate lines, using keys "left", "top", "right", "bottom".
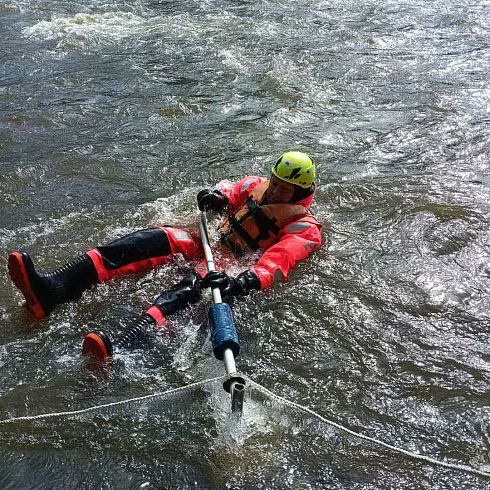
{"left": 199, "top": 214, "right": 223, "bottom": 305}
{"left": 199, "top": 211, "right": 245, "bottom": 413}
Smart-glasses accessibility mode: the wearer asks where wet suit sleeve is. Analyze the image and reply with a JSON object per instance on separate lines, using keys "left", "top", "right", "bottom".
{"left": 251, "top": 215, "right": 323, "bottom": 290}
{"left": 219, "top": 176, "right": 267, "bottom": 212}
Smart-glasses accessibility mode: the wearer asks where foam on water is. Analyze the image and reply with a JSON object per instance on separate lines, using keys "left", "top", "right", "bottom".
{"left": 23, "top": 11, "right": 149, "bottom": 44}
{"left": 20, "top": 8, "right": 229, "bottom": 51}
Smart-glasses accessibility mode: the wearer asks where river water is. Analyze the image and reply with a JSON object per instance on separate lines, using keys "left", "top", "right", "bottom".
{"left": 1, "top": 0, "right": 489, "bottom": 488}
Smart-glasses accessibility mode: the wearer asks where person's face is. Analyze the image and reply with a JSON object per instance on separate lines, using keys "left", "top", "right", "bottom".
{"left": 266, "top": 175, "right": 296, "bottom": 204}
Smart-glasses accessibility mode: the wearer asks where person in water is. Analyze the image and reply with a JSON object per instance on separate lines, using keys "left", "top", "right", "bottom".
{"left": 8, "top": 151, "right": 322, "bottom": 362}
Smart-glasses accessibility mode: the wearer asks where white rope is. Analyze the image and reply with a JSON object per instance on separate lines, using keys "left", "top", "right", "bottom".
{"left": 0, "top": 375, "right": 225, "bottom": 425}
{"left": 246, "top": 378, "right": 490, "bottom": 479}
{"left": 0, "top": 373, "right": 488, "bottom": 480}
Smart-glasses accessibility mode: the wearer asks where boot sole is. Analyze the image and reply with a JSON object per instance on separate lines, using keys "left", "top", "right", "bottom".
{"left": 82, "top": 332, "right": 112, "bottom": 364}
{"left": 8, "top": 252, "right": 46, "bottom": 320}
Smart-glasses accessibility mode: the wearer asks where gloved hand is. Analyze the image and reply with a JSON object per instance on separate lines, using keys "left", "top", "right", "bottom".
{"left": 202, "top": 270, "right": 261, "bottom": 297}
{"left": 197, "top": 189, "right": 229, "bottom": 212}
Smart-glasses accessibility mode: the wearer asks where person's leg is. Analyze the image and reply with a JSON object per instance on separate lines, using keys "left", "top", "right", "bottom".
{"left": 86, "top": 226, "right": 201, "bottom": 280}
{"left": 8, "top": 252, "right": 99, "bottom": 320}
{"left": 8, "top": 226, "right": 202, "bottom": 319}
{"left": 82, "top": 271, "right": 203, "bottom": 362}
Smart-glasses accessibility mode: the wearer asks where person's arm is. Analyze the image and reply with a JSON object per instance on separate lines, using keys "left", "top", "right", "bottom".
{"left": 197, "top": 176, "right": 266, "bottom": 213}
{"left": 251, "top": 215, "right": 323, "bottom": 290}
{"left": 202, "top": 215, "right": 322, "bottom": 296}
{"left": 218, "top": 176, "right": 266, "bottom": 212}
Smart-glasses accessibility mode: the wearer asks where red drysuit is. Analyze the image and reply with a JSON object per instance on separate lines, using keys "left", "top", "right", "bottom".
{"left": 85, "top": 176, "right": 322, "bottom": 291}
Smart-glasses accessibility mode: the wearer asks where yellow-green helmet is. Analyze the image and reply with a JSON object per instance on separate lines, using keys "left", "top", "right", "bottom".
{"left": 272, "top": 151, "right": 315, "bottom": 189}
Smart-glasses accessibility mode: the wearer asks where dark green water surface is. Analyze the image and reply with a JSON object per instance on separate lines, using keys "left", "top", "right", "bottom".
{"left": 1, "top": 1, "right": 489, "bottom": 488}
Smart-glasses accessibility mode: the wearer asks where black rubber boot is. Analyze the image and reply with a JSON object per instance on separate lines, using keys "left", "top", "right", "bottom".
{"left": 8, "top": 252, "right": 99, "bottom": 319}
{"left": 82, "top": 330, "right": 113, "bottom": 365}
{"left": 81, "top": 316, "right": 152, "bottom": 368}
{"left": 114, "top": 314, "right": 156, "bottom": 350}
{"left": 82, "top": 271, "right": 202, "bottom": 364}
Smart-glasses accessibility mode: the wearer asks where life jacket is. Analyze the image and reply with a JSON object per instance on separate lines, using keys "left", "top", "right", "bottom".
{"left": 219, "top": 181, "right": 311, "bottom": 255}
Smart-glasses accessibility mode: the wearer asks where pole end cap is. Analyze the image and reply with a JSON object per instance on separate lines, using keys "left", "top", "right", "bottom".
{"left": 223, "top": 375, "right": 246, "bottom": 394}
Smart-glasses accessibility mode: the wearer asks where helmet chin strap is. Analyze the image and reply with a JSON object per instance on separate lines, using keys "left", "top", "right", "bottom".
{"left": 292, "top": 183, "right": 314, "bottom": 202}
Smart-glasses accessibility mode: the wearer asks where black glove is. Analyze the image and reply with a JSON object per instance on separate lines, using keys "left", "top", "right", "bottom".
{"left": 197, "top": 189, "right": 229, "bottom": 212}
{"left": 202, "top": 270, "right": 261, "bottom": 297}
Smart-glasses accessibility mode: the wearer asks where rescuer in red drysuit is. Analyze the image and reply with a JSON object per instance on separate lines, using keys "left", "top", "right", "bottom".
{"left": 8, "top": 151, "right": 322, "bottom": 362}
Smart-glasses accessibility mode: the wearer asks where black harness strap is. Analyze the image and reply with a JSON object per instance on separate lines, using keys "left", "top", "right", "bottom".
{"left": 226, "top": 212, "right": 261, "bottom": 251}
{"left": 222, "top": 192, "right": 297, "bottom": 253}
{"left": 246, "top": 200, "right": 281, "bottom": 240}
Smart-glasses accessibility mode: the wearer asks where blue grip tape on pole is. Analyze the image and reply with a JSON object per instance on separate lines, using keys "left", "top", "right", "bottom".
{"left": 208, "top": 303, "right": 240, "bottom": 361}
